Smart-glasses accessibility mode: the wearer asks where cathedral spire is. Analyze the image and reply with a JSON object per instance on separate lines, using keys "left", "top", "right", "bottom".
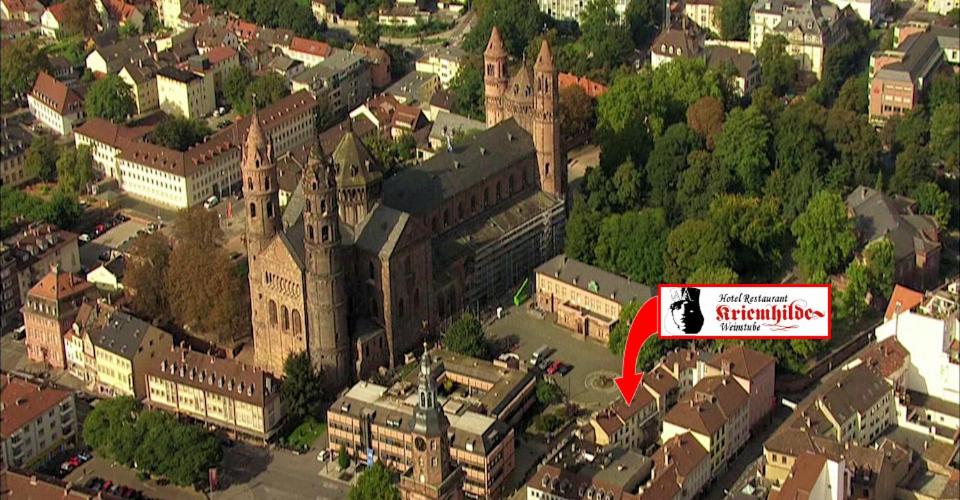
{"left": 535, "top": 39, "right": 555, "bottom": 71}
{"left": 484, "top": 26, "right": 507, "bottom": 58}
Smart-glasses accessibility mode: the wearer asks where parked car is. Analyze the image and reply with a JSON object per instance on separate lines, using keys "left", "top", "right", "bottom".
{"left": 79, "top": 233, "right": 91, "bottom": 243}
{"left": 203, "top": 195, "right": 220, "bottom": 209}
{"left": 546, "top": 360, "right": 563, "bottom": 375}
{"left": 13, "top": 326, "right": 26, "bottom": 340}
{"left": 317, "top": 449, "right": 330, "bottom": 462}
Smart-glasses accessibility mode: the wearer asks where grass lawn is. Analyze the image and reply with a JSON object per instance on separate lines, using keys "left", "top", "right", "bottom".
{"left": 285, "top": 418, "right": 327, "bottom": 450}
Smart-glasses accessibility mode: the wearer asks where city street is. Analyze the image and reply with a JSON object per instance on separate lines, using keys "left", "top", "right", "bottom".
{"left": 216, "top": 443, "right": 349, "bottom": 499}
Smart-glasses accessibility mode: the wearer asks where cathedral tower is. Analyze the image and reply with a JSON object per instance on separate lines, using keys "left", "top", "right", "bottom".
{"left": 302, "top": 148, "right": 352, "bottom": 392}
{"left": 332, "top": 132, "right": 382, "bottom": 228}
{"left": 400, "top": 347, "right": 463, "bottom": 500}
{"left": 241, "top": 108, "right": 281, "bottom": 257}
{"left": 483, "top": 26, "right": 508, "bottom": 128}
{"left": 533, "top": 39, "right": 564, "bottom": 198}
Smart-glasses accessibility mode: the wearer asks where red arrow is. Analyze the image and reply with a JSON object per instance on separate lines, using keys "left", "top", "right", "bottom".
{"left": 614, "top": 296, "right": 660, "bottom": 406}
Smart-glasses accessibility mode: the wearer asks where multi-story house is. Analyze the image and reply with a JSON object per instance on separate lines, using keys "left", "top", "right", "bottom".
{"left": 700, "top": 346, "right": 776, "bottom": 429}
{"left": 23, "top": 269, "right": 96, "bottom": 370}
{"left": 705, "top": 46, "right": 761, "bottom": 96}
{"left": 352, "top": 44, "right": 392, "bottom": 89}
{"left": 157, "top": 65, "right": 215, "bottom": 119}
{"left": 589, "top": 388, "right": 660, "bottom": 453}
{"left": 39, "top": 2, "right": 65, "bottom": 38}
{"left": 0, "top": 374, "right": 77, "bottom": 468}
{"left": 0, "top": 245, "right": 21, "bottom": 332}
{"left": 537, "top": 0, "right": 628, "bottom": 22}
{"left": 91, "top": 310, "right": 173, "bottom": 398}
{"left": 661, "top": 375, "right": 750, "bottom": 476}
{"left": 651, "top": 25, "right": 706, "bottom": 70}
{"left": 118, "top": 59, "right": 160, "bottom": 115}
{"left": 3, "top": 226, "right": 81, "bottom": 324}
{"left": 415, "top": 46, "right": 465, "bottom": 89}
{"left": 750, "top": 0, "right": 852, "bottom": 78}
{"left": 291, "top": 49, "right": 372, "bottom": 118}
{"left": 826, "top": 0, "right": 888, "bottom": 25}
{"left": 144, "top": 346, "right": 284, "bottom": 441}
{"left": 684, "top": 0, "right": 721, "bottom": 34}
{"left": 535, "top": 254, "right": 653, "bottom": 344}
{"left": 643, "top": 432, "right": 711, "bottom": 500}
{"left": 814, "top": 363, "right": 896, "bottom": 445}
{"left": 284, "top": 37, "right": 332, "bottom": 67}
{"left": 1, "top": 0, "right": 44, "bottom": 23}
{"left": 27, "top": 72, "right": 84, "bottom": 136}
{"left": 0, "top": 125, "right": 32, "bottom": 188}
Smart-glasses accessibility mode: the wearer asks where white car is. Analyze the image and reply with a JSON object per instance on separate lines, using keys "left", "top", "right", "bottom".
{"left": 317, "top": 450, "right": 330, "bottom": 462}
{"left": 203, "top": 195, "right": 220, "bottom": 209}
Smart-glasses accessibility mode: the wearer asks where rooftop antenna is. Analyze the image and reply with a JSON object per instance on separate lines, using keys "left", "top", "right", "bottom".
{"left": 663, "top": 0, "right": 671, "bottom": 32}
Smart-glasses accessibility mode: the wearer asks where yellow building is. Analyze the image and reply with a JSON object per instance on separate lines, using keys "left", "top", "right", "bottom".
{"left": 119, "top": 61, "right": 160, "bottom": 115}
{"left": 144, "top": 346, "right": 284, "bottom": 441}
{"left": 589, "top": 387, "right": 660, "bottom": 453}
{"left": 414, "top": 46, "right": 465, "bottom": 89}
{"left": 684, "top": 0, "right": 720, "bottom": 35}
{"left": 157, "top": 66, "right": 215, "bottom": 119}
{"left": 91, "top": 310, "right": 173, "bottom": 398}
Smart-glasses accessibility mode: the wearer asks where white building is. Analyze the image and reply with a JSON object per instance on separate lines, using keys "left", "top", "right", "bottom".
{"left": 875, "top": 286, "right": 960, "bottom": 406}
{"left": 27, "top": 72, "right": 84, "bottom": 136}
{"left": 415, "top": 46, "right": 466, "bottom": 89}
{"left": 0, "top": 375, "right": 78, "bottom": 468}
{"left": 537, "top": 0, "right": 628, "bottom": 22}
{"left": 927, "top": 0, "right": 958, "bottom": 16}
{"left": 826, "top": 0, "right": 888, "bottom": 25}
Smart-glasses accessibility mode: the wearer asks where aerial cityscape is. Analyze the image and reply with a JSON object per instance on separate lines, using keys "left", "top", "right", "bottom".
{"left": 0, "top": 0, "right": 957, "bottom": 497}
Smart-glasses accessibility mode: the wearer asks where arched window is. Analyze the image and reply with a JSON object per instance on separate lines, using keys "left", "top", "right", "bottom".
{"left": 320, "top": 198, "right": 327, "bottom": 214}
{"left": 281, "top": 306, "right": 290, "bottom": 331}
{"left": 306, "top": 200, "right": 311, "bottom": 213}
{"left": 484, "top": 188, "right": 490, "bottom": 207}
{"left": 321, "top": 226, "right": 330, "bottom": 242}
{"left": 247, "top": 177, "right": 253, "bottom": 190}
{"left": 264, "top": 177, "right": 270, "bottom": 191}
{"left": 268, "top": 300, "right": 278, "bottom": 326}
{"left": 266, "top": 202, "right": 274, "bottom": 218}
{"left": 249, "top": 203, "right": 257, "bottom": 218}
{"left": 308, "top": 225, "right": 314, "bottom": 242}
{"left": 292, "top": 309, "right": 301, "bottom": 335}
{"left": 369, "top": 261, "right": 376, "bottom": 280}
{"left": 443, "top": 209, "right": 449, "bottom": 226}
{"left": 545, "top": 163, "right": 550, "bottom": 175}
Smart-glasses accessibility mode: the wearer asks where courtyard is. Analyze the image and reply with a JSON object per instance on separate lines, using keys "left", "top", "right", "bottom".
{"left": 485, "top": 305, "right": 622, "bottom": 411}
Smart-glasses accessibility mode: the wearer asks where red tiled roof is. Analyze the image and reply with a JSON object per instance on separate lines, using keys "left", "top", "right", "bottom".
{"left": 0, "top": 375, "right": 72, "bottom": 438}
{"left": 27, "top": 269, "right": 94, "bottom": 302}
{"left": 0, "top": 469, "right": 94, "bottom": 499}
{"left": 75, "top": 117, "right": 154, "bottom": 148}
{"left": 705, "top": 345, "right": 776, "bottom": 380}
{"left": 230, "top": 19, "right": 258, "bottom": 40}
{"left": 2, "top": 0, "right": 43, "bottom": 15}
{"left": 289, "top": 37, "right": 331, "bottom": 58}
{"left": 205, "top": 45, "right": 237, "bottom": 65}
{"left": 859, "top": 337, "right": 909, "bottom": 379}
{"left": 44, "top": 1, "right": 67, "bottom": 22}
{"left": 29, "top": 71, "right": 81, "bottom": 115}
{"left": 884, "top": 284, "right": 924, "bottom": 320}
{"left": 144, "top": 345, "right": 279, "bottom": 407}
{"left": 774, "top": 452, "right": 828, "bottom": 500}
{"left": 102, "top": 0, "right": 140, "bottom": 22}
{"left": 652, "top": 432, "right": 709, "bottom": 479}
{"left": 558, "top": 72, "right": 608, "bottom": 98}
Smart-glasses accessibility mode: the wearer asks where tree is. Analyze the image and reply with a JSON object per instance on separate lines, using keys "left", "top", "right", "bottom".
{"left": 281, "top": 352, "right": 324, "bottom": 423}
{"left": 838, "top": 261, "right": 869, "bottom": 321}
{"left": 40, "top": 189, "right": 83, "bottom": 228}
{"left": 559, "top": 85, "right": 595, "bottom": 144}
{"left": 462, "top": 0, "right": 544, "bottom": 57}
{"left": 82, "top": 397, "right": 142, "bottom": 464}
{"left": 686, "top": 96, "right": 725, "bottom": 149}
{"left": 676, "top": 149, "right": 733, "bottom": 221}
{"left": 646, "top": 123, "right": 701, "bottom": 214}
{"left": 358, "top": 16, "right": 382, "bottom": 46}
{"left": 124, "top": 233, "right": 172, "bottom": 321}
{"left": 708, "top": 194, "right": 785, "bottom": 274}
{"left": 580, "top": 0, "right": 636, "bottom": 71}
{"left": 238, "top": 73, "right": 289, "bottom": 115}
{"left": 85, "top": 75, "right": 135, "bottom": 123}
{"left": 717, "top": 0, "right": 751, "bottom": 40}
{"left": 930, "top": 102, "right": 959, "bottom": 169}
{"left": 594, "top": 209, "right": 668, "bottom": 285}
{"left": 911, "top": 182, "right": 951, "bottom": 228}
{"left": 565, "top": 196, "right": 603, "bottom": 263}
{"left": 536, "top": 380, "right": 564, "bottom": 405}
{"left": 596, "top": 72, "right": 658, "bottom": 167}
{"left": 24, "top": 135, "right": 59, "bottom": 182}
{"left": 61, "top": 0, "right": 100, "bottom": 36}
{"left": 652, "top": 58, "right": 727, "bottom": 125}
{"left": 890, "top": 145, "right": 933, "bottom": 195}
{"left": 663, "top": 219, "right": 732, "bottom": 282}
{"left": 791, "top": 191, "right": 857, "bottom": 279}
{"left": 688, "top": 265, "right": 739, "bottom": 284}
{"left": 757, "top": 35, "right": 798, "bottom": 96}
{"left": 152, "top": 116, "right": 213, "bottom": 151}
{"left": 824, "top": 108, "right": 881, "bottom": 192}
{"left": 223, "top": 66, "right": 253, "bottom": 111}
{"left": 56, "top": 145, "right": 95, "bottom": 194}
{"left": 173, "top": 205, "right": 223, "bottom": 250}
{"left": 927, "top": 73, "right": 959, "bottom": 111}
{"left": 338, "top": 444, "right": 350, "bottom": 471}
{"left": 445, "top": 313, "right": 489, "bottom": 359}
{"left": 349, "top": 462, "right": 400, "bottom": 500}
{"left": 863, "top": 237, "right": 894, "bottom": 302}
{"left": 714, "top": 106, "right": 771, "bottom": 195}
{"left": 625, "top": 0, "right": 664, "bottom": 47}
{"left": 1, "top": 38, "right": 48, "bottom": 102}
{"left": 449, "top": 59, "right": 484, "bottom": 121}
{"left": 534, "top": 411, "right": 565, "bottom": 433}
{"left": 835, "top": 74, "right": 868, "bottom": 114}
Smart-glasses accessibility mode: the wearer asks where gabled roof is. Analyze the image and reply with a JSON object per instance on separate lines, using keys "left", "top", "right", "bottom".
{"left": 536, "top": 254, "right": 653, "bottom": 308}
{"left": 29, "top": 72, "right": 81, "bottom": 114}
{"left": 332, "top": 132, "right": 381, "bottom": 188}
{"left": 817, "top": 363, "right": 891, "bottom": 423}
{"left": 845, "top": 186, "right": 941, "bottom": 259}
{"left": 27, "top": 269, "right": 94, "bottom": 302}
{"left": 884, "top": 284, "right": 925, "bottom": 320}
{"left": 859, "top": 337, "right": 909, "bottom": 380}
{"left": 774, "top": 452, "right": 828, "bottom": 500}
{"left": 289, "top": 37, "right": 332, "bottom": 58}
{"left": 652, "top": 432, "right": 709, "bottom": 479}
{"left": 354, "top": 204, "right": 413, "bottom": 259}
{"left": 1, "top": 375, "right": 72, "bottom": 438}
{"left": 44, "top": 1, "right": 67, "bottom": 22}
{"left": 704, "top": 345, "right": 776, "bottom": 380}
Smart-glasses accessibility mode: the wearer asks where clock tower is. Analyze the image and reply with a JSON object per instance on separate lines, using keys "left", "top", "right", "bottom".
{"left": 400, "top": 347, "right": 463, "bottom": 500}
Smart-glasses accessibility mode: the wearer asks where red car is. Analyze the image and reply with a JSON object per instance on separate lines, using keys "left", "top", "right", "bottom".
{"left": 546, "top": 360, "right": 563, "bottom": 375}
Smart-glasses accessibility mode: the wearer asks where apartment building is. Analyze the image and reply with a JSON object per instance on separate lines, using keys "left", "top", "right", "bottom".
{"left": 157, "top": 66, "right": 215, "bottom": 119}
{"left": 643, "top": 432, "right": 711, "bottom": 500}
{"left": 118, "top": 59, "right": 161, "bottom": 115}
{"left": 23, "top": 269, "right": 96, "bottom": 370}
{"left": 868, "top": 26, "right": 951, "bottom": 124}
{"left": 0, "top": 245, "right": 20, "bottom": 331}
{"left": 415, "top": 46, "right": 465, "bottom": 89}
{"left": 1, "top": 0, "right": 44, "bottom": 23}
{"left": 826, "top": 0, "right": 888, "bottom": 25}
{"left": 705, "top": 46, "right": 761, "bottom": 95}
{"left": 684, "top": 0, "right": 720, "bottom": 34}
{"left": 91, "top": 310, "right": 173, "bottom": 398}
{"left": 27, "top": 72, "right": 84, "bottom": 136}
{"left": 3, "top": 225, "right": 81, "bottom": 318}
{"left": 875, "top": 286, "right": 959, "bottom": 405}
{"left": 537, "top": 0, "right": 628, "bottom": 22}
{"left": 328, "top": 349, "right": 534, "bottom": 499}
{"left": 291, "top": 49, "right": 372, "bottom": 117}
{"left": 700, "top": 346, "right": 776, "bottom": 429}
{"left": 284, "top": 37, "right": 332, "bottom": 67}
{"left": 1, "top": 125, "right": 32, "bottom": 188}
{"left": 75, "top": 92, "right": 317, "bottom": 209}
{"left": 535, "top": 254, "right": 653, "bottom": 344}
{"left": 661, "top": 376, "right": 750, "bottom": 475}
{"left": 749, "top": 0, "right": 852, "bottom": 78}
{"left": 589, "top": 388, "right": 660, "bottom": 453}
{"left": 525, "top": 448, "right": 651, "bottom": 500}
{"left": 651, "top": 26, "right": 706, "bottom": 70}
{"left": 86, "top": 37, "right": 151, "bottom": 76}
{"left": 144, "top": 346, "right": 284, "bottom": 441}
{"left": 352, "top": 44, "right": 392, "bottom": 89}
{"left": 0, "top": 374, "right": 78, "bottom": 468}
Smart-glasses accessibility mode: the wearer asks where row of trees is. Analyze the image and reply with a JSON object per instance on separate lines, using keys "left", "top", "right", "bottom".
{"left": 206, "top": 0, "right": 324, "bottom": 38}
{"left": 83, "top": 397, "right": 223, "bottom": 487}
{"left": 123, "top": 207, "right": 250, "bottom": 344}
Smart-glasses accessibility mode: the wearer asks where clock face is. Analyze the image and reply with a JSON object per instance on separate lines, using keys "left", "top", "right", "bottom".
{"left": 415, "top": 437, "right": 427, "bottom": 451}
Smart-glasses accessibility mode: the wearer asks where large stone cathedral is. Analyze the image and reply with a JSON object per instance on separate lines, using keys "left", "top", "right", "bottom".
{"left": 244, "top": 28, "right": 567, "bottom": 394}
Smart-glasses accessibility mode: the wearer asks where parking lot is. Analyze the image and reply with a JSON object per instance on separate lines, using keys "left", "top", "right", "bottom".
{"left": 485, "top": 306, "right": 622, "bottom": 410}
{"left": 64, "top": 457, "right": 204, "bottom": 500}
{"left": 78, "top": 220, "right": 147, "bottom": 270}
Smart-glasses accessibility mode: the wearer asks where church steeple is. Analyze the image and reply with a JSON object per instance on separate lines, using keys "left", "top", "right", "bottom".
{"left": 533, "top": 38, "right": 564, "bottom": 198}
{"left": 241, "top": 106, "right": 280, "bottom": 257}
{"left": 483, "top": 26, "right": 509, "bottom": 128}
